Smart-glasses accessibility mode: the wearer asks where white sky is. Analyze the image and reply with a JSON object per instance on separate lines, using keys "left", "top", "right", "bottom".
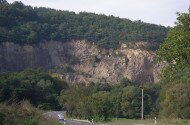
{"left": 6, "top": 0, "right": 190, "bottom": 27}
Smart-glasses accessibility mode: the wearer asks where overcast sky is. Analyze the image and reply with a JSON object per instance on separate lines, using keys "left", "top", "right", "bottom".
{"left": 6, "top": 0, "right": 190, "bottom": 27}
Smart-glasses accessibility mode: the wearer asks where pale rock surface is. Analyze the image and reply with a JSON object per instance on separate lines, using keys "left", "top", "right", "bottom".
{"left": 0, "top": 40, "right": 164, "bottom": 84}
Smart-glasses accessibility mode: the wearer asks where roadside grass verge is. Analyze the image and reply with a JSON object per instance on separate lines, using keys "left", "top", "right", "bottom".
{"left": 108, "top": 118, "right": 190, "bottom": 125}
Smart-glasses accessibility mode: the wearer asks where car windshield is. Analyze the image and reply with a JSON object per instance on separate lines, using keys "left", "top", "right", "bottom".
{"left": 58, "top": 114, "right": 64, "bottom": 119}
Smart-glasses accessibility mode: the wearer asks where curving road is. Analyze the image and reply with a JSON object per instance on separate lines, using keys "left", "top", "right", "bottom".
{"left": 64, "top": 120, "right": 93, "bottom": 125}
{"left": 43, "top": 111, "right": 93, "bottom": 125}
{"left": 43, "top": 111, "right": 131, "bottom": 125}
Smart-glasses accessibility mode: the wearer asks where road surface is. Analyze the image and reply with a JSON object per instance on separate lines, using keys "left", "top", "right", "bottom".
{"left": 43, "top": 111, "right": 131, "bottom": 125}
{"left": 43, "top": 111, "right": 93, "bottom": 125}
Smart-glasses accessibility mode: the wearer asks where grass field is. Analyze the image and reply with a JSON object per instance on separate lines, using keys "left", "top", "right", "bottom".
{"left": 108, "top": 118, "right": 190, "bottom": 125}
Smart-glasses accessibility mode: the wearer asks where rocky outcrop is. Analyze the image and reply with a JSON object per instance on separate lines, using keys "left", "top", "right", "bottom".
{"left": 0, "top": 40, "right": 163, "bottom": 84}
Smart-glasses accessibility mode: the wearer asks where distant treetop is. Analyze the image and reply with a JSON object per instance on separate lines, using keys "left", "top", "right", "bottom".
{"left": 0, "top": 0, "right": 169, "bottom": 48}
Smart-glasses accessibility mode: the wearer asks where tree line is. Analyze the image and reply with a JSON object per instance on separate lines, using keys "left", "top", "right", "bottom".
{"left": 1, "top": 68, "right": 190, "bottom": 122}
{"left": 58, "top": 80, "right": 161, "bottom": 122}
{"left": 0, "top": 0, "right": 168, "bottom": 48}
{"left": 0, "top": 70, "right": 162, "bottom": 121}
{"left": 0, "top": 69, "right": 68, "bottom": 110}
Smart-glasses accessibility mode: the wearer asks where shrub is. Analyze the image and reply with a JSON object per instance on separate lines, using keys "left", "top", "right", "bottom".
{"left": 24, "top": 119, "right": 38, "bottom": 125}
{"left": 0, "top": 100, "right": 41, "bottom": 125}
{"left": 0, "top": 112, "right": 5, "bottom": 125}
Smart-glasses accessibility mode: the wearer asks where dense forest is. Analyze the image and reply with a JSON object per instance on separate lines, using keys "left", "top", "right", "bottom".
{"left": 58, "top": 81, "right": 161, "bottom": 122}
{"left": 0, "top": 0, "right": 168, "bottom": 48}
{"left": 0, "top": 69, "right": 161, "bottom": 123}
{"left": 0, "top": 69, "right": 68, "bottom": 110}
{"left": 1, "top": 69, "right": 190, "bottom": 124}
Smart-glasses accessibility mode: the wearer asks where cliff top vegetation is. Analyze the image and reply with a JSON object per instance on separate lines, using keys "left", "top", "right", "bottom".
{"left": 0, "top": 0, "right": 168, "bottom": 48}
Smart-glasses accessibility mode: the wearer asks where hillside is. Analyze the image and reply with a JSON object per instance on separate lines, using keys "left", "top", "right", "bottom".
{"left": 0, "top": 0, "right": 169, "bottom": 84}
{"left": 1, "top": 0, "right": 190, "bottom": 123}
{"left": 0, "top": 41, "right": 165, "bottom": 84}
{"left": 0, "top": 0, "right": 168, "bottom": 49}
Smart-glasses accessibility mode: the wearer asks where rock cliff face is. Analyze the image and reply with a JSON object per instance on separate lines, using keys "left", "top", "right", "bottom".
{"left": 0, "top": 41, "right": 162, "bottom": 84}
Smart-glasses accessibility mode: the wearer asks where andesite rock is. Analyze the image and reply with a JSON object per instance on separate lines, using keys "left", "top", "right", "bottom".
{"left": 0, "top": 40, "right": 164, "bottom": 84}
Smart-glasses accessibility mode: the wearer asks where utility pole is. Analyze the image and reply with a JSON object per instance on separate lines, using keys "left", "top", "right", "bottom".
{"left": 141, "top": 83, "right": 144, "bottom": 121}
{"left": 141, "top": 87, "right": 143, "bottom": 120}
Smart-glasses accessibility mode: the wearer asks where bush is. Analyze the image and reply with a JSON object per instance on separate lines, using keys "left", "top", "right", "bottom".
{"left": 24, "top": 119, "right": 38, "bottom": 125}
{"left": 0, "top": 113, "right": 5, "bottom": 125}
{"left": 37, "top": 103, "right": 51, "bottom": 110}
{"left": 93, "top": 115, "right": 106, "bottom": 122}
{"left": 0, "top": 100, "right": 63, "bottom": 125}
{"left": 0, "top": 100, "right": 41, "bottom": 125}
{"left": 181, "top": 107, "right": 190, "bottom": 119}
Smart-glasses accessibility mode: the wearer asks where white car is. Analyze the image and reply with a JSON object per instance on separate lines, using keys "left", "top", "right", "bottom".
{"left": 58, "top": 113, "right": 65, "bottom": 122}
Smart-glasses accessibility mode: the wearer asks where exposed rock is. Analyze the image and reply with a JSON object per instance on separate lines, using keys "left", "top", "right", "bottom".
{"left": 153, "top": 62, "right": 167, "bottom": 83}
{"left": 0, "top": 40, "right": 164, "bottom": 84}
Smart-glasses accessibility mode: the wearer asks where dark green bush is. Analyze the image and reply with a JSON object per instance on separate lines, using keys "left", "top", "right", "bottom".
{"left": 0, "top": 113, "right": 5, "bottom": 125}
{"left": 24, "top": 119, "right": 38, "bottom": 125}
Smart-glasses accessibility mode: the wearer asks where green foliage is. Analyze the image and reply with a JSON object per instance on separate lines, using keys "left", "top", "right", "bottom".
{"left": 93, "top": 83, "right": 112, "bottom": 92}
{"left": 0, "top": 1, "right": 168, "bottom": 49}
{"left": 76, "top": 96, "right": 93, "bottom": 120}
{"left": 59, "top": 85, "right": 93, "bottom": 117}
{"left": 143, "top": 83, "right": 161, "bottom": 117}
{"left": 157, "top": 8, "right": 190, "bottom": 119}
{"left": 121, "top": 86, "right": 144, "bottom": 118}
{"left": 157, "top": 9, "right": 190, "bottom": 82}
{"left": 0, "top": 68, "right": 68, "bottom": 110}
{"left": 59, "top": 82, "right": 160, "bottom": 121}
{"left": 0, "top": 0, "right": 7, "bottom": 4}
{"left": 0, "top": 112, "right": 5, "bottom": 125}
{"left": 0, "top": 100, "right": 40, "bottom": 125}
{"left": 120, "top": 78, "right": 135, "bottom": 86}
{"left": 181, "top": 107, "right": 190, "bottom": 119}
{"left": 160, "top": 83, "right": 190, "bottom": 118}
{"left": 91, "top": 91, "right": 113, "bottom": 122}
{"left": 24, "top": 119, "right": 38, "bottom": 125}
{"left": 0, "top": 100, "right": 63, "bottom": 125}
{"left": 37, "top": 103, "right": 52, "bottom": 110}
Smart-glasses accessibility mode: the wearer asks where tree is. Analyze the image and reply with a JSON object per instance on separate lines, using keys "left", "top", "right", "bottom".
{"left": 76, "top": 96, "right": 93, "bottom": 120}
{"left": 160, "top": 83, "right": 190, "bottom": 118}
{"left": 0, "top": 0, "right": 7, "bottom": 4}
{"left": 157, "top": 11, "right": 190, "bottom": 64}
{"left": 157, "top": 8, "right": 190, "bottom": 82}
{"left": 58, "top": 85, "right": 93, "bottom": 117}
{"left": 157, "top": 8, "right": 190, "bottom": 118}
{"left": 0, "top": 69, "right": 66, "bottom": 110}
{"left": 121, "top": 86, "right": 141, "bottom": 118}
{"left": 121, "top": 86, "right": 136, "bottom": 118}
{"left": 91, "top": 91, "right": 113, "bottom": 122}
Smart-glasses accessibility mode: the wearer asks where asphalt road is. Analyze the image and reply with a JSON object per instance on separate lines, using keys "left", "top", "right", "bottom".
{"left": 44, "top": 111, "right": 131, "bottom": 125}
{"left": 65, "top": 121, "right": 130, "bottom": 125}
{"left": 43, "top": 111, "right": 93, "bottom": 125}
{"left": 64, "top": 120, "right": 93, "bottom": 125}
